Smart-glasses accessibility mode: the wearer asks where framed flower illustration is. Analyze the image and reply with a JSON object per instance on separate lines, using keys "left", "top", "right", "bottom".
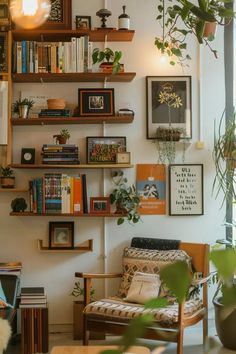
{"left": 146, "top": 76, "right": 192, "bottom": 139}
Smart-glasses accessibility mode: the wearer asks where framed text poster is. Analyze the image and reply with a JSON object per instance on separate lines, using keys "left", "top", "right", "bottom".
{"left": 169, "top": 164, "right": 204, "bottom": 216}
{"left": 136, "top": 164, "right": 166, "bottom": 215}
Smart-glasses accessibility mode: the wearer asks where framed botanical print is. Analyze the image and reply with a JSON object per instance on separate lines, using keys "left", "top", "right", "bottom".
{"left": 39, "top": 0, "right": 72, "bottom": 30}
{"left": 169, "top": 164, "right": 204, "bottom": 216}
{"left": 146, "top": 76, "right": 192, "bottom": 139}
{"left": 49, "top": 221, "right": 74, "bottom": 249}
{"left": 87, "top": 136, "right": 126, "bottom": 164}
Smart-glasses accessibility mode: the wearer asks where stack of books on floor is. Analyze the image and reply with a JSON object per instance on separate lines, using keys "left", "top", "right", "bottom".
{"left": 19, "top": 287, "right": 47, "bottom": 308}
{"left": 38, "top": 109, "right": 70, "bottom": 118}
{"left": 41, "top": 144, "right": 80, "bottom": 164}
{"left": 29, "top": 173, "right": 88, "bottom": 214}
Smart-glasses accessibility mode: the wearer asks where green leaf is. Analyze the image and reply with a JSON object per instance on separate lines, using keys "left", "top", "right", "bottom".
{"left": 144, "top": 297, "right": 168, "bottom": 309}
{"left": 195, "top": 20, "right": 205, "bottom": 43}
{"left": 210, "top": 249, "right": 236, "bottom": 281}
{"left": 156, "top": 15, "right": 162, "bottom": 20}
{"left": 179, "top": 43, "right": 187, "bottom": 49}
{"left": 190, "top": 6, "right": 216, "bottom": 22}
{"left": 160, "top": 261, "right": 191, "bottom": 303}
{"left": 221, "top": 285, "right": 236, "bottom": 307}
{"left": 171, "top": 48, "right": 182, "bottom": 57}
{"left": 170, "top": 61, "right": 176, "bottom": 65}
{"left": 117, "top": 218, "right": 124, "bottom": 225}
{"left": 120, "top": 315, "right": 154, "bottom": 348}
{"left": 181, "top": 4, "right": 192, "bottom": 20}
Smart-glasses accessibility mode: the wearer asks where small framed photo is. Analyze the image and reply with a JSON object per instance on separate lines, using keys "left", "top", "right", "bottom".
{"left": 21, "top": 148, "right": 35, "bottom": 164}
{"left": 87, "top": 136, "right": 126, "bottom": 164}
{"left": 146, "top": 76, "right": 192, "bottom": 139}
{"left": 49, "top": 222, "right": 74, "bottom": 249}
{"left": 169, "top": 164, "right": 204, "bottom": 216}
{"left": 78, "top": 89, "right": 115, "bottom": 116}
{"left": 90, "top": 197, "right": 110, "bottom": 214}
{"left": 116, "top": 152, "right": 131, "bottom": 164}
{"left": 75, "top": 15, "right": 91, "bottom": 29}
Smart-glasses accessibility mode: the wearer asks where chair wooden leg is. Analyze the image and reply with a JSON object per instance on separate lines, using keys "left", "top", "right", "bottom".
{"left": 83, "top": 315, "right": 89, "bottom": 345}
{"left": 203, "top": 315, "right": 208, "bottom": 345}
{"left": 177, "top": 328, "right": 184, "bottom": 354}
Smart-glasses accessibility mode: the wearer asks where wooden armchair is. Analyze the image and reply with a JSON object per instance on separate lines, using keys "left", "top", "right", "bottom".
{"left": 75, "top": 240, "right": 209, "bottom": 354}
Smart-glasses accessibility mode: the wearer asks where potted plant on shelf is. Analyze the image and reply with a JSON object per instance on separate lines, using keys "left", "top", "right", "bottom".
{"left": 92, "top": 47, "right": 123, "bottom": 74}
{"left": 53, "top": 129, "right": 71, "bottom": 144}
{"left": 109, "top": 170, "right": 140, "bottom": 225}
{"left": 0, "top": 166, "right": 15, "bottom": 188}
{"left": 155, "top": 0, "right": 235, "bottom": 65}
{"left": 13, "top": 98, "right": 35, "bottom": 119}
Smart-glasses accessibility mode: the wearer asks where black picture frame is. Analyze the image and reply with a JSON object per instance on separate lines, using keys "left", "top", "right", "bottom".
{"left": 75, "top": 15, "right": 91, "bottom": 29}
{"left": 86, "top": 136, "right": 126, "bottom": 164}
{"left": 90, "top": 197, "right": 110, "bottom": 214}
{"left": 39, "top": 0, "right": 72, "bottom": 30}
{"left": 146, "top": 76, "right": 192, "bottom": 139}
{"left": 21, "top": 148, "right": 35, "bottom": 164}
{"left": 169, "top": 164, "right": 204, "bottom": 216}
{"left": 49, "top": 221, "right": 74, "bottom": 249}
{"left": 78, "top": 89, "right": 115, "bottom": 116}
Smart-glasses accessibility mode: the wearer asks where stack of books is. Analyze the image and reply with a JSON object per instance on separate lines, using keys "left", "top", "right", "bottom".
{"left": 0, "top": 262, "right": 22, "bottom": 276}
{"left": 38, "top": 109, "right": 70, "bottom": 118}
{"left": 19, "top": 287, "right": 47, "bottom": 308}
{"left": 41, "top": 144, "right": 80, "bottom": 165}
{"left": 29, "top": 173, "right": 88, "bottom": 214}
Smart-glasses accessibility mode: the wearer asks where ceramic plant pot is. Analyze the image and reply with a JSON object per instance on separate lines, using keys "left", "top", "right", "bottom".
{"left": 18, "top": 105, "right": 30, "bottom": 118}
{"left": 1, "top": 177, "right": 15, "bottom": 188}
{"left": 203, "top": 22, "right": 217, "bottom": 38}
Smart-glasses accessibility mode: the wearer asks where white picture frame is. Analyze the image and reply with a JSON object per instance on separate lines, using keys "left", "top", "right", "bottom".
{"left": 169, "top": 164, "right": 204, "bottom": 216}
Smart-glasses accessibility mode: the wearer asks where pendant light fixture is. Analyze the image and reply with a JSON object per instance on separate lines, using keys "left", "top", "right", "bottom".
{"left": 10, "top": 0, "right": 51, "bottom": 29}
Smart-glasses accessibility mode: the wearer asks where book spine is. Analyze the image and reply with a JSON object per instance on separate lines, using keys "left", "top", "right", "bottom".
{"left": 83, "top": 35, "right": 89, "bottom": 72}
{"left": 73, "top": 175, "right": 83, "bottom": 214}
{"left": 16, "top": 42, "right": 22, "bottom": 73}
{"left": 88, "top": 41, "right": 93, "bottom": 72}
{"left": 82, "top": 174, "right": 88, "bottom": 213}
{"left": 21, "top": 40, "right": 27, "bottom": 73}
{"left": 79, "top": 36, "right": 85, "bottom": 72}
{"left": 71, "top": 37, "right": 77, "bottom": 73}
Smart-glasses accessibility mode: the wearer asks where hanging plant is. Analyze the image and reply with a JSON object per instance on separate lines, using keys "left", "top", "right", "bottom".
{"left": 155, "top": 0, "right": 235, "bottom": 65}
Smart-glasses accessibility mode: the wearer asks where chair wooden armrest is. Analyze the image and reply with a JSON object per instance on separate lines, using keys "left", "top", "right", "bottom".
{"left": 75, "top": 272, "right": 122, "bottom": 305}
{"left": 75, "top": 272, "right": 122, "bottom": 279}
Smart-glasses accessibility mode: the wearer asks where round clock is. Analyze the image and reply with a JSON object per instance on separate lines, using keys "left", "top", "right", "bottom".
{"left": 21, "top": 148, "right": 35, "bottom": 164}
{"left": 24, "top": 152, "right": 32, "bottom": 161}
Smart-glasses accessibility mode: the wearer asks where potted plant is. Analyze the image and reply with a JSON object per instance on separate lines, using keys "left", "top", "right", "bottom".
{"left": 13, "top": 98, "right": 35, "bottom": 118}
{"left": 53, "top": 129, "right": 71, "bottom": 144}
{"left": 1, "top": 166, "right": 15, "bottom": 188}
{"left": 109, "top": 170, "right": 141, "bottom": 225}
{"left": 213, "top": 111, "right": 236, "bottom": 205}
{"left": 92, "top": 47, "right": 123, "bottom": 74}
{"left": 155, "top": 0, "right": 235, "bottom": 65}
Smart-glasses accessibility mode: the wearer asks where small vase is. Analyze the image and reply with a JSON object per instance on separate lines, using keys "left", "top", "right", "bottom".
{"left": 18, "top": 105, "right": 29, "bottom": 119}
{"left": 203, "top": 22, "right": 217, "bottom": 38}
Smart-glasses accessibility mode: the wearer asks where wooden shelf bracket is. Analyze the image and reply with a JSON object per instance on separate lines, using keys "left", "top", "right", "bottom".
{"left": 37, "top": 239, "right": 93, "bottom": 253}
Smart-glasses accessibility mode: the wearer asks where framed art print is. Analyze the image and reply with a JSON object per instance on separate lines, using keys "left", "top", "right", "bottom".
{"left": 39, "top": 0, "right": 72, "bottom": 30}
{"left": 78, "top": 89, "right": 115, "bottom": 116}
{"left": 87, "top": 136, "right": 126, "bottom": 164}
{"left": 49, "top": 221, "right": 74, "bottom": 249}
{"left": 169, "top": 164, "right": 204, "bottom": 215}
{"left": 90, "top": 197, "right": 110, "bottom": 214}
{"left": 75, "top": 15, "right": 91, "bottom": 29}
{"left": 146, "top": 76, "right": 192, "bottom": 139}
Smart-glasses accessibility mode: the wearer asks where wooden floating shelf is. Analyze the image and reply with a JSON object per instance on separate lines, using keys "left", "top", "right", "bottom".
{"left": 12, "top": 72, "right": 136, "bottom": 83}
{"left": 11, "top": 164, "right": 133, "bottom": 169}
{"left": 0, "top": 188, "right": 28, "bottom": 192}
{"left": 37, "top": 239, "right": 93, "bottom": 253}
{"left": 11, "top": 29, "right": 135, "bottom": 42}
{"left": 11, "top": 115, "right": 134, "bottom": 125}
{"left": 10, "top": 212, "right": 126, "bottom": 217}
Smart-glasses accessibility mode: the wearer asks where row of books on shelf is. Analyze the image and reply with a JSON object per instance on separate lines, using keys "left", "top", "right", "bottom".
{"left": 12, "top": 36, "right": 93, "bottom": 74}
{"left": 41, "top": 144, "right": 80, "bottom": 165}
{"left": 29, "top": 173, "right": 87, "bottom": 214}
{"left": 38, "top": 109, "right": 71, "bottom": 117}
{"left": 20, "top": 287, "right": 47, "bottom": 308}
{"left": 0, "top": 262, "right": 22, "bottom": 276}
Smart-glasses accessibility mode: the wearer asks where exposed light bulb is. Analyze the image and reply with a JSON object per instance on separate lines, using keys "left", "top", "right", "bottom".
{"left": 159, "top": 53, "right": 168, "bottom": 64}
{"left": 10, "top": 0, "right": 51, "bottom": 29}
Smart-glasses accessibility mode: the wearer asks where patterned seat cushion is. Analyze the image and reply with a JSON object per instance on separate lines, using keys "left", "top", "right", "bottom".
{"left": 117, "top": 247, "right": 192, "bottom": 299}
{"left": 84, "top": 297, "right": 204, "bottom": 326}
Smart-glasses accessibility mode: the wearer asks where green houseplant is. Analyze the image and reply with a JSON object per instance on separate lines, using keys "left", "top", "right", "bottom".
{"left": 13, "top": 98, "right": 35, "bottom": 118}
{"left": 109, "top": 170, "right": 140, "bottom": 225}
{"left": 92, "top": 47, "right": 123, "bottom": 74}
{"left": 155, "top": 0, "right": 235, "bottom": 65}
{"left": 53, "top": 129, "right": 71, "bottom": 144}
{"left": 0, "top": 166, "right": 15, "bottom": 188}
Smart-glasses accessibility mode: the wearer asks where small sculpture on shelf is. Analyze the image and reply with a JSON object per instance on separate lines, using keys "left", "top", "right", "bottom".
{"left": 13, "top": 98, "right": 35, "bottom": 119}
{"left": 11, "top": 197, "right": 27, "bottom": 212}
{"left": 96, "top": 8, "right": 112, "bottom": 28}
{"left": 53, "top": 129, "right": 71, "bottom": 144}
{"left": 0, "top": 166, "right": 15, "bottom": 188}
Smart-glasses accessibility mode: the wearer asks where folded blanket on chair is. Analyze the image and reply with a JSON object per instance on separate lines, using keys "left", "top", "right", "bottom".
{"left": 131, "top": 237, "right": 180, "bottom": 250}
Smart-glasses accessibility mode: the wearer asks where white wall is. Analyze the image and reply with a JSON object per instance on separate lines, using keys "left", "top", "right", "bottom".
{"left": 0, "top": 0, "right": 226, "bottom": 326}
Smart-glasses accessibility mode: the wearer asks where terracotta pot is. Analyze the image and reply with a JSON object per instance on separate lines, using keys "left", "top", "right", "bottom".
{"left": 47, "top": 99, "right": 66, "bottom": 109}
{"left": 115, "top": 201, "right": 127, "bottom": 214}
{"left": 203, "top": 22, "right": 217, "bottom": 38}
{"left": 99, "top": 62, "right": 124, "bottom": 73}
{"left": 1, "top": 177, "right": 15, "bottom": 188}
{"left": 213, "top": 297, "right": 236, "bottom": 350}
{"left": 53, "top": 135, "right": 67, "bottom": 144}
